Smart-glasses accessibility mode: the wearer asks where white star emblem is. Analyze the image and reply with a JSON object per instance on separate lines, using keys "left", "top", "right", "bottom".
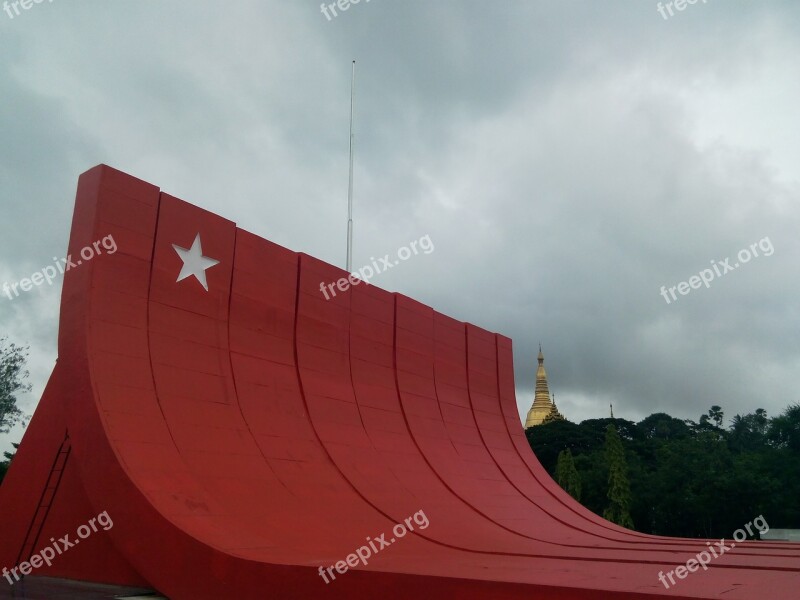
{"left": 172, "top": 233, "right": 220, "bottom": 292}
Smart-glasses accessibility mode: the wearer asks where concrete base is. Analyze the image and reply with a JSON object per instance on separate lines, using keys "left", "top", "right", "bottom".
{"left": 0, "top": 576, "right": 164, "bottom": 599}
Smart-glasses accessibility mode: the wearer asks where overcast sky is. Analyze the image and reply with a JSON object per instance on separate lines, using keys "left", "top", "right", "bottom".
{"left": 2, "top": 1, "right": 799, "bottom": 452}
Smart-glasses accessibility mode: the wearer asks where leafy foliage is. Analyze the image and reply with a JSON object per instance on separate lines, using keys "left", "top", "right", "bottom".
{"left": 0, "top": 442, "right": 19, "bottom": 485}
{"left": 555, "top": 448, "right": 582, "bottom": 501}
{"left": 527, "top": 404, "right": 800, "bottom": 537}
{"left": 0, "top": 337, "right": 31, "bottom": 487}
{"left": 0, "top": 337, "right": 31, "bottom": 434}
{"left": 602, "top": 424, "right": 634, "bottom": 529}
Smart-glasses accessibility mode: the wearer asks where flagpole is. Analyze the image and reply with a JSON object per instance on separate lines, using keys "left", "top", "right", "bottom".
{"left": 346, "top": 60, "right": 355, "bottom": 273}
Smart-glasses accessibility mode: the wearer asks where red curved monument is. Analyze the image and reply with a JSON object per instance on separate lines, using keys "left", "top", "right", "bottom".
{"left": 0, "top": 165, "right": 797, "bottom": 599}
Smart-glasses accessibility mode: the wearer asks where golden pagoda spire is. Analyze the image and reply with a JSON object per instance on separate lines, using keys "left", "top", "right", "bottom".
{"left": 525, "top": 345, "right": 564, "bottom": 428}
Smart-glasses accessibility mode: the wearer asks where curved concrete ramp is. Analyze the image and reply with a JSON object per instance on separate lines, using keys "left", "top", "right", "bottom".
{"left": 1, "top": 165, "right": 798, "bottom": 599}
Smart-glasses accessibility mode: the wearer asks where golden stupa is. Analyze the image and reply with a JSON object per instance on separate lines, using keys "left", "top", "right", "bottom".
{"left": 524, "top": 345, "right": 565, "bottom": 428}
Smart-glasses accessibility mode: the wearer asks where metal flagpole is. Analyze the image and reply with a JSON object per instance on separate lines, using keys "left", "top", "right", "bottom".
{"left": 346, "top": 60, "right": 355, "bottom": 273}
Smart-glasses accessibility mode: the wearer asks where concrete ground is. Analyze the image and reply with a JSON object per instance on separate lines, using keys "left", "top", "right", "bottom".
{"left": 0, "top": 576, "right": 165, "bottom": 599}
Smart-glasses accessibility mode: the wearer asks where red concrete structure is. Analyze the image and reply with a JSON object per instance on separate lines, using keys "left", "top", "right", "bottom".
{"left": 0, "top": 165, "right": 798, "bottom": 599}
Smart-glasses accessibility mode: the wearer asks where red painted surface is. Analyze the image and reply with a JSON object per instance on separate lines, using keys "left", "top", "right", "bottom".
{"left": 0, "top": 165, "right": 798, "bottom": 599}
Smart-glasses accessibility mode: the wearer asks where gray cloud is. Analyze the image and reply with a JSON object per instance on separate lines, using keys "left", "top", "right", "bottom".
{"left": 2, "top": 0, "right": 800, "bottom": 451}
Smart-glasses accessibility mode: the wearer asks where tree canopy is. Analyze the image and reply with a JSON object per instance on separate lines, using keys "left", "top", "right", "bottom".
{"left": 555, "top": 448, "right": 582, "bottom": 501}
{"left": 602, "top": 424, "right": 634, "bottom": 529}
{"left": 0, "top": 336, "right": 31, "bottom": 434}
{"left": 0, "top": 337, "right": 31, "bottom": 486}
{"left": 527, "top": 404, "right": 800, "bottom": 538}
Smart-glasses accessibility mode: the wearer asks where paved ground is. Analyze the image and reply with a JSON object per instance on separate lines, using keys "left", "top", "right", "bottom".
{"left": 0, "top": 576, "right": 165, "bottom": 599}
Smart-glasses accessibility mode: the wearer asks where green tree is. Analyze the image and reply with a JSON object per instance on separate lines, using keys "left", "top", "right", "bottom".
{"left": 0, "top": 442, "right": 19, "bottom": 485}
{"left": 1, "top": 337, "right": 31, "bottom": 434}
{"left": 637, "top": 413, "right": 691, "bottom": 441}
{"left": 527, "top": 406, "right": 800, "bottom": 537}
{"left": 603, "top": 424, "right": 634, "bottom": 529}
{"left": 0, "top": 337, "right": 31, "bottom": 486}
{"left": 729, "top": 409, "right": 769, "bottom": 453}
{"left": 526, "top": 420, "right": 582, "bottom": 474}
{"left": 768, "top": 404, "right": 800, "bottom": 452}
{"left": 707, "top": 405, "right": 724, "bottom": 428}
{"left": 555, "top": 448, "right": 582, "bottom": 501}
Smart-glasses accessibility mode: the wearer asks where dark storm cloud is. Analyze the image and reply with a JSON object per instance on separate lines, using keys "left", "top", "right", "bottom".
{"left": 2, "top": 1, "right": 799, "bottom": 451}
